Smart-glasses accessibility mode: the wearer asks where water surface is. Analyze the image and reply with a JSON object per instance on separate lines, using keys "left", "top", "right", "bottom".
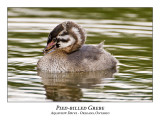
{"left": 8, "top": 8, "right": 152, "bottom": 102}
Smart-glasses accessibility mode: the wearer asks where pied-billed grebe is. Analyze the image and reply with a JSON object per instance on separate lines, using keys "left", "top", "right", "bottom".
{"left": 37, "top": 21, "right": 118, "bottom": 73}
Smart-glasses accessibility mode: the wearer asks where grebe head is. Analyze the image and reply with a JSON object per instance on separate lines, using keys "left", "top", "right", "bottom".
{"left": 43, "top": 21, "right": 86, "bottom": 54}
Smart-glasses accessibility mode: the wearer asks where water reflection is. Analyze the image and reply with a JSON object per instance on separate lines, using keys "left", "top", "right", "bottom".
{"left": 38, "top": 68, "right": 117, "bottom": 102}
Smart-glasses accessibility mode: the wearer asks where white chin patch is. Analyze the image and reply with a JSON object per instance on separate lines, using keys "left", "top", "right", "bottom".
{"left": 59, "top": 36, "right": 75, "bottom": 48}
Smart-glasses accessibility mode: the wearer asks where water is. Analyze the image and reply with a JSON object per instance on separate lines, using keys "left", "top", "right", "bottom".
{"left": 8, "top": 8, "right": 152, "bottom": 102}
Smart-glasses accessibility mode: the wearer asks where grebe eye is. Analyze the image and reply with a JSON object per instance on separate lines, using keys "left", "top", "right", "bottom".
{"left": 53, "top": 38, "right": 57, "bottom": 41}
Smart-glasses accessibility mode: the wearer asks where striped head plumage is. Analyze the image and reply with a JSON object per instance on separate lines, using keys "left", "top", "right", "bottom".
{"left": 43, "top": 21, "right": 86, "bottom": 54}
